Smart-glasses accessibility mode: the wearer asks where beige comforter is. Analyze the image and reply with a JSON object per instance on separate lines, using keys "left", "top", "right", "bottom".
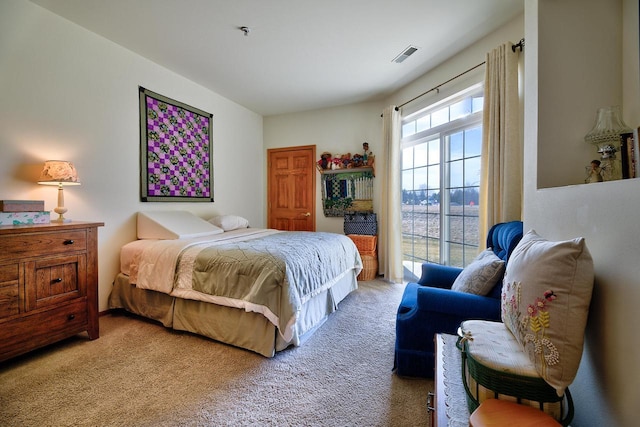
{"left": 128, "top": 229, "right": 362, "bottom": 341}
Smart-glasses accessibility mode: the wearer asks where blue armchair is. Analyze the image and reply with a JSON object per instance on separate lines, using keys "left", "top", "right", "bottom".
{"left": 393, "top": 220, "right": 523, "bottom": 378}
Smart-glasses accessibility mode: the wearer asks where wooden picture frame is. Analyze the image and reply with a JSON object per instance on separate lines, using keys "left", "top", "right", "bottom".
{"left": 139, "top": 87, "right": 213, "bottom": 202}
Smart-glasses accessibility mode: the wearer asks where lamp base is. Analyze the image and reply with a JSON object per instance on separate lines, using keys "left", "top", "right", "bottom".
{"left": 51, "top": 218, "right": 73, "bottom": 223}
{"left": 598, "top": 154, "right": 622, "bottom": 182}
{"left": 51, "top": 213, "right": 72, "bottom": 223}
{"left": 53, "top": 196, "right": 71, "bottom": 223}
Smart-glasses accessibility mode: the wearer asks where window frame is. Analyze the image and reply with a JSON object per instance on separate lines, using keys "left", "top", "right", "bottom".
{"left": 401, "top": 83, "right": 484, "bottom": 278}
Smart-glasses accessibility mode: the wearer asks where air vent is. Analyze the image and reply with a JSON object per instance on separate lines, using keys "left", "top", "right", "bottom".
{"left": 392, "top": 45, "right": 419, "bottom": 63}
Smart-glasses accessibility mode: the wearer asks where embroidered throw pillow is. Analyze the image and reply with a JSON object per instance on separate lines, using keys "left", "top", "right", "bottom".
{"left": 451, "top": 249, "right": 505, "bottom": 296}
{"left": 501, "top": 230, "right": 594, "bottom": 396}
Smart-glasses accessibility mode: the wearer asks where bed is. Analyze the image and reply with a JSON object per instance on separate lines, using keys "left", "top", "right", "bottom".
{"left": 108, "top": 211, "right": 363, "bottom": 357}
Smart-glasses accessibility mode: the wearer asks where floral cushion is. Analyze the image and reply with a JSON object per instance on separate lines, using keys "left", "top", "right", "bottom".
{"left": 459, "top": 319, "right": 564, "bottom": 419}
{"left": 501, "top": 230, "right": 594, "bottom": 396}
{"left": 451, "top": 249, "right": 505, "bottom": 295}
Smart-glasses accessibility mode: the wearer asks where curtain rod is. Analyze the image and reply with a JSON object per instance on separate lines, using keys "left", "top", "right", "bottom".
{"left": 386, "top": 38, "right": 525, "bottom": 114}
{"left": 396, "top": 61, "right": 485, "bottom": 110}
{"left": 512, "top": 38, "right": 525, "bottom": 53}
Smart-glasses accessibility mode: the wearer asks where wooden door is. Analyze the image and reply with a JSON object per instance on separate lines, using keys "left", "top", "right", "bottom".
{"left": 267, "top": 145, "right": 316, "bottom": 231}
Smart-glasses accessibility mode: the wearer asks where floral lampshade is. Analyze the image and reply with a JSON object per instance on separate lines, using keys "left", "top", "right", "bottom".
{"left": 38, "top": 160, "right": 81, "bottom": 185}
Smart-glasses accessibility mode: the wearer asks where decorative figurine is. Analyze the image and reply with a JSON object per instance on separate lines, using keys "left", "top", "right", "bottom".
{"left": 363, "top": 142, "right": 371, "bottom": 165}
{"left": 585, "top": 159, "right": 604, "bottom": 183}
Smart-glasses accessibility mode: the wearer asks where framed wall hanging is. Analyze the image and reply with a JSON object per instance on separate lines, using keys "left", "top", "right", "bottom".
{"left": 139, "top": 86, "right": 213, "bottom": 202}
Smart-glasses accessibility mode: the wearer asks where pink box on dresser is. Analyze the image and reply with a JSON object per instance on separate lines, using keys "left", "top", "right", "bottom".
{"left": 0, "top": 211, "right": 50, "bottom": 225}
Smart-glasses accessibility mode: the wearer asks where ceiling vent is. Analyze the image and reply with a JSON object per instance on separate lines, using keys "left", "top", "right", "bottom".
{"left": 392, "top": 45, "right": 419, "bottom": 63}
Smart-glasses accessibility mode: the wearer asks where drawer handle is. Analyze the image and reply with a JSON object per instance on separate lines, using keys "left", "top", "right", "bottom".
{"left": 427, "top": 391, "right": 435, "bottom": 413}
{"left": 63, "top": 240, "right": 75, "bottom": 245}
{"left": 68, "top": 314, "right": 75, "bottom": 320}
{"left": 52, "top": 277, "right": 63, "bottom": 284}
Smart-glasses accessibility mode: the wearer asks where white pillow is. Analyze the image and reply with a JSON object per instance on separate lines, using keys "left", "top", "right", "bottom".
{"left": 137, "top": 211, "right": 224, "bottom": 239}
{"left": 208, "top": 214, "right": 249, "bottom": 231}
{"left": 451, "top": 249, "right": 505, "bottom": 295}
{"left": 501, "top": 230, "right": 594, "bottom": 396}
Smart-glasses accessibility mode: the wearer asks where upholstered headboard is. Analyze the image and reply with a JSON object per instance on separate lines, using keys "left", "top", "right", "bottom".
{"left": 137, "top": 210, "right": 223, "bottom": 239}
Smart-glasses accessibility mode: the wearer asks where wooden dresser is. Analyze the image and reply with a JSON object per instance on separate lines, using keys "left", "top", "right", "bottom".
{"left": 0, "top": 221, "right": 103, "bottom": 362}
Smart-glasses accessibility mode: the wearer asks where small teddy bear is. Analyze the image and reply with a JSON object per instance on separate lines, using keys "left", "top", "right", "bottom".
{"left": 318, "top": 152, "right": 332, "bottom": 170}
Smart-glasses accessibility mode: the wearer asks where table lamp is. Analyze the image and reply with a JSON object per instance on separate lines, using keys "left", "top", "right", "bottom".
{"left": 38, "top": 160, "right": 81, "bottom": 223}
{"left": 584, "top": 106, "right": 632, "bottom": 181}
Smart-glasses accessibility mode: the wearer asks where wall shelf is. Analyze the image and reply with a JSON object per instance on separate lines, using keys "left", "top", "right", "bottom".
{"left": 317, "top": 166, "right": 375, "bottom": 177}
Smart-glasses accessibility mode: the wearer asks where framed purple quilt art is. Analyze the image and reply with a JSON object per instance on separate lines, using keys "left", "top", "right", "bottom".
{"left": 139, "top": 87, "right": 213, "bottom": 202}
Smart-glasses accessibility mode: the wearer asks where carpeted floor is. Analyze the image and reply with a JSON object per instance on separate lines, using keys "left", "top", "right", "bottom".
{"left": 0, "top": 279, "right": 433, "bottom": 427}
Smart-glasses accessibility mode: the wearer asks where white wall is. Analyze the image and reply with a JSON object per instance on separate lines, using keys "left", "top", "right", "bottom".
{"left": 264, "top": 102, "right": 384, "bottom": 234}
{"left": 525, "top": 1, "right": 638, "bottom": 426}
{"left": 0, "top": 0, "right": 265, "bottom": 312}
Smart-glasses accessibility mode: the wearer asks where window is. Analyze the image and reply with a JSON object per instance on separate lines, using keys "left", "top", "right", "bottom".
{"left": 401, "top": 84, "right": 483, "bottom": 280}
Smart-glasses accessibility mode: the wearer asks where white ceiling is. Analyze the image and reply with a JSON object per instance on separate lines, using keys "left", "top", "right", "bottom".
{"left": 29, "top": 0, "right": 524, "bottom": 116}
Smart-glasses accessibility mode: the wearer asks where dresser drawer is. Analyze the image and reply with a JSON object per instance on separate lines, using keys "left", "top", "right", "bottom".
{"left": 0, "top": 283, "right": 19, "bottom": 317}
{"left": 0, "top": 264, "right": 20, "bottom": 318}
{"left": 0, "top": 230, "right": 87, "bottom": 262}
{"left": 0, "top": 263, "right": 19, "bottom": 283}
{"left": 26, "top": 254, "right": 86, "bottom": 310}
{"left": 0, "top": 298, "right": 88, "bottom": 361}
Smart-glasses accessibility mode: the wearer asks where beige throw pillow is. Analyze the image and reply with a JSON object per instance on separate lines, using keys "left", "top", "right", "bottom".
{"left": 451, "top": 249, "right": 505, "bottom": 296}
{"left": 501, "top": 230, "right": 594, "bottom": 396}
{"left": 208, "top": 214, "right": 250, "bottom": 231}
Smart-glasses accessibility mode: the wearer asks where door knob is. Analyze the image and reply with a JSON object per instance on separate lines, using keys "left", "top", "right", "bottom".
{"left": 303, "top": 212, "right": 311, "bottom": 217}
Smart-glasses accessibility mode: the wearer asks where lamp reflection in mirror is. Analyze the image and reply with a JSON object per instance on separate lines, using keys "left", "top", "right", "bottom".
{"left": 38, "top": 160, "right": 81, "bottom": 223}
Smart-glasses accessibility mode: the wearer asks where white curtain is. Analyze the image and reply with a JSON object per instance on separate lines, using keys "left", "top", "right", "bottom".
{"left": 380, "top": 105, "right": 403, "bottom": 283}
{"left": 479, "top": 42, "right": 523, "bottom": 243}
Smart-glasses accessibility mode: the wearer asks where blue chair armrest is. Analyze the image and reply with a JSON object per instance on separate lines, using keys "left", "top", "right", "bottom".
{"left": 417, "top": 263, "right": 463, "bottom": 289}
{"left": 416, "top": 286, "right": 501, "bottom": 320}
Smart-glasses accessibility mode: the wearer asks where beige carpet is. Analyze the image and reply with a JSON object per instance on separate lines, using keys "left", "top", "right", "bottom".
{"left": 0, "top": 280, "right": 433, "bottom": 427}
